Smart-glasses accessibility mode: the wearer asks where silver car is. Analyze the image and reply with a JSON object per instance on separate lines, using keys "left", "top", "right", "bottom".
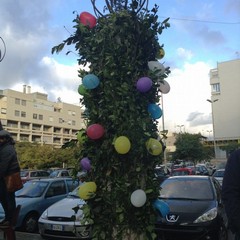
{"left": 38, "top": 185, "right": 92, "bottom": 239}
{"left": 212, "top": 168, "right": 225, "bottom": 186}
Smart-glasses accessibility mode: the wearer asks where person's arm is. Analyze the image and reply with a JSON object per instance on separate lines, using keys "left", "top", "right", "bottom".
{"left": 222, "top": 149, "right": 240, "bottom": 233}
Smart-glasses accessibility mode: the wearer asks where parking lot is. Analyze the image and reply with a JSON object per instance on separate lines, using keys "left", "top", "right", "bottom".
{"left": 0, "top": 231, "right": 42, "bottom": 240}
{"left": 0, "top": 230, "right": 236, "bottom": 240}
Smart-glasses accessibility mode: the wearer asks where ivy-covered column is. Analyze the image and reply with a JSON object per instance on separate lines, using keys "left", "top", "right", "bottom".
{"left": 53, "top": 1, "right": 171, "bottom": 239}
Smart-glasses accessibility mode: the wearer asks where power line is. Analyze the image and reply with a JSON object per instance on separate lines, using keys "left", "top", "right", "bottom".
{"left": 159, "top": 16, "right": 240, "bottom": 25}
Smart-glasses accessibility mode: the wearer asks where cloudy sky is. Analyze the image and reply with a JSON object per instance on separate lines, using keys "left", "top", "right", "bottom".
{"left": 0, "top": 0, "right": 239, "bottom": 136}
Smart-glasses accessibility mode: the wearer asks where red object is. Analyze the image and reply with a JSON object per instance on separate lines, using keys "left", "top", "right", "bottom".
{"left": 87, "top": 124, "right": 105, "bottom": 140}
{"left": 79, "top": 12, "right": 97, "bottom": 28}
{"left": 171, "top": 167, "right": 195, "bottom": 176}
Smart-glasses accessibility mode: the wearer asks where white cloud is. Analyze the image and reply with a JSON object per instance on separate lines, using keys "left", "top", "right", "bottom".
{"left": 176, "top": 47, "right": 193, "bottom": 61}
{"left": 159, "top": 61, "right": 213, "bottom": 133}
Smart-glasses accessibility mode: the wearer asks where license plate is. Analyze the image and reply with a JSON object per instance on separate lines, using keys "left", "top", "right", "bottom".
{"left": 52, "top": 224, "right": 63, "bottom": 231}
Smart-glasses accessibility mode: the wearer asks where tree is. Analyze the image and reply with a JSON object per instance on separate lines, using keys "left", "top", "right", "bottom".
{"left": 172, "top": 132, "right": 207, "bottom": 164}
{"left": 15, "top": 142, "right": 80, "bottom": 170}
{"left": 52, "top": 1, "right": 170, "bottom": 239}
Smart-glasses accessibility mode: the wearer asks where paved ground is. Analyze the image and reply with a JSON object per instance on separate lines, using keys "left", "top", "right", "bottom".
{"left": 0, "top": 231, "right": 42, "bottom": 240}
{"left": 0, "top": 230, "right": 236, "bottom": 240}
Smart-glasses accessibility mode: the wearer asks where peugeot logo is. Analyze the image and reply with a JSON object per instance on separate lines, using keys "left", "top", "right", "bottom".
{"left": 166, "top": 214, "right": 179, "bottom": 223}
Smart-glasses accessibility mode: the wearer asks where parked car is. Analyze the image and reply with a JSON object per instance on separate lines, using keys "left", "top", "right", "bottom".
{"left": 195, "top": 164, "right": 210, "bottom": 175}
{"left": 156, "top": 175, "right": 228, "bottom": 240}
{"left": 212, "top": 168, "right": 225, "bottom": 186}
{"left": 39, "top": 185, "right": 92, "bottom": 239}
{"left": 20, "top": 170, "right": 50, "bottom": 183}
{"left": 0, "top": 178, "right": 79, "bottom": 233}
{"left": 154, "top": 166, "right": 170, "bottom": 183}
{"left": 171, "top": 167, "right": 195, "bottom": 176}
{"left": 49, "top": 169, "right": 71, "bottom": 178}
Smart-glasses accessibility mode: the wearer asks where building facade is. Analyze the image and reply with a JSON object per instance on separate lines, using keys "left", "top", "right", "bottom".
{"left": 0, "top": 86, "right": 85, "bottom": 148}
{"left": 209, "top": 59, "right": 240, "bottom": 158}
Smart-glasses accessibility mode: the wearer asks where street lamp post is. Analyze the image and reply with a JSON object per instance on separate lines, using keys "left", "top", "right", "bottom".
{"left": 176, "top": 124, "right": 184, "bottom": 133}
{"left": 207, "top": 99, "right": 218, "bottom": 159}
{"left": 206, "top": 130, "right": 212, "bottom": 139}
{"left": 160, "top": 93, "right": 167, "bottom": 165}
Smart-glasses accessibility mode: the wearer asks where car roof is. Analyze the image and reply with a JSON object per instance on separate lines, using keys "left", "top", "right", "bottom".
{"left": 29, "top": 177, "right": 73, "bottom": 182}
{"left": 167, "top": 175, "right": 210, "bottom": 180}
{"left": 21, "top": 169, "right": 48, "bottom": 172}
{"left": 172, "top": 167, "right": 191, "bottom": 171}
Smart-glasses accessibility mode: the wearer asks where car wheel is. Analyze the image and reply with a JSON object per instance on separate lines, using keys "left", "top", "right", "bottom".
{"left": 22, "top": 212, "right": 39, "bottom": 233}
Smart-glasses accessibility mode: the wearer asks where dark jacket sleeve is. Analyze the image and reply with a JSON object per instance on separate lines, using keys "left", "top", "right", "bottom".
{"left": 0, "top": 143, "right": 19, "bottom": 178}
{"left": 222, "top": 149, "right": 240, "bottom": 233}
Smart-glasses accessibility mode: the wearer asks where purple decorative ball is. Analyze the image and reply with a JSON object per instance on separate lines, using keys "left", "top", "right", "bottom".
{"left": 136, "top": 77, "right": 152, "bottom": 93}
{"left": 80, "top": 157, "right": 91, "bottom": 171}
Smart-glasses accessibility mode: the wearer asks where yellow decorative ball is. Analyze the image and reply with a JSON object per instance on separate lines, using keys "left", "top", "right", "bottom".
{"left": 78, "top": 182, "right": 97, "bottom": 200}
{"left": 157, "top": 48, "right": 165, "bottom": 60}
{"left": 146, "top": 138, "right": 162, "bottom": 156}
{"left": 114, "top": 136, "right": 131, "bottom": 154}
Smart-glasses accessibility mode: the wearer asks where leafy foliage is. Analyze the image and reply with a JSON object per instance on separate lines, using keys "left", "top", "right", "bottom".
{"left": 15, "top": 142, "right": 80, "bottom": 170}
{"left": 52, "top": 1, "right": 170, "bottom": 239}
{"left": 172, "top": 133, "right": 207, "bottom": 163}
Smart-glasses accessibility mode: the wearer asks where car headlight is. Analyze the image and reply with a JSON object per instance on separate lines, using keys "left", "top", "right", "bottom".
{"left": 40, "top": 210, "right": 48, "bottom": 220}
{"left": 75, "top": 213, "right": 84, "bottom": 221}
{"left": 194, "top": 207, "right": 217, "bottom": 223}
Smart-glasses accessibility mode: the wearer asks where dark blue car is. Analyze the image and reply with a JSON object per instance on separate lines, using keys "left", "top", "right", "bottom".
{"left": 156, "top": 176, "right": 228, "bottom": 240}
{"left": 0, "top": 178, "right": 79, "bottom": 233}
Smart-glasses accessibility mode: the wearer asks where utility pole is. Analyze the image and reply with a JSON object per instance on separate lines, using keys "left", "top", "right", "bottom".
{"left": 207, "top": 99, "right": 218, "bottom": 159}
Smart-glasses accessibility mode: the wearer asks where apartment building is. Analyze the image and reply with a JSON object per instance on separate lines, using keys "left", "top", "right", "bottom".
{"left": 209, "top": 59, "right": 240, "bottom": 158}
{"left": 0, "top": 85, "right": 85, "bottom": 148}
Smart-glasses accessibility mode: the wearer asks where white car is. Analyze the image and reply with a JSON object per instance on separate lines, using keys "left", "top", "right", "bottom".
{"left": 38, "top": 185, "right": 92, "bottom": 239}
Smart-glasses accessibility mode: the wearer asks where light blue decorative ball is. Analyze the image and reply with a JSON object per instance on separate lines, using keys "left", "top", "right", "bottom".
{"left": 148, "top": 103, "right": 162, "bottom": 119}
{"left": 82, "top": 74, "right": 100, "bottom": 89}
{"left": 153, "top": 199, "right": 170, "bottom": 217}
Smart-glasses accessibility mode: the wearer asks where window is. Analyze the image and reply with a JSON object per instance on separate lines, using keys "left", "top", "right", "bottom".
{"left": 33, "top": 113, "right": 37, "bottom": 119}
{"left": 15, "top": 110, "right": 20, "bottom": 117}
{"left": 15, "top": 98, "right": 20, "bottom": 105}
{"left": 49, "top": 116, "right": 53, "bottom": 122}
{"left": 21, "top": 111, "right": 26, "bottom": 117}
{"left": 66, "top": 179, "right": 79, "bottom": 192}
{"left": 1, "top": 108, "right": 7, "bottom": 114}
{"left": 211, "top": 83, "right": 220, "bottom": 93}
{"left": 39, "top": 114, "right": 43, "bottom": 120}
{"left": 46, "top": 181, "right": 66, "bottom": 197}
{"left": 59, "top": 118, "right": 64, "bottom": 123}
{"left": 72, "top": 120, "right": 76, "bottom": 126}
{"left": 21, "top": 100, "right": 26, "bottom": 106}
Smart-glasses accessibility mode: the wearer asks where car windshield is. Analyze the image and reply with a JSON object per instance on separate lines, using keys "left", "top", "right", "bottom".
{"left": 213, "top": 170, "right": 224, "bottom": 177}
{"left": 159, "top": 178, "right": 214, "bottom": 200}
{"left": 20, "top": 171, "right": 28, "bottom": 177}
{"left": 16, "top": 181, "right": 49, "bottom": 197}
{"left": 68, "top": 186, "right": 81, "bottom": 198}
{"left": 172, "top": 170, "right": 190, "bottom": 176}
{"left": 49, "top": 171, "right": 59, "bottom": 178}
